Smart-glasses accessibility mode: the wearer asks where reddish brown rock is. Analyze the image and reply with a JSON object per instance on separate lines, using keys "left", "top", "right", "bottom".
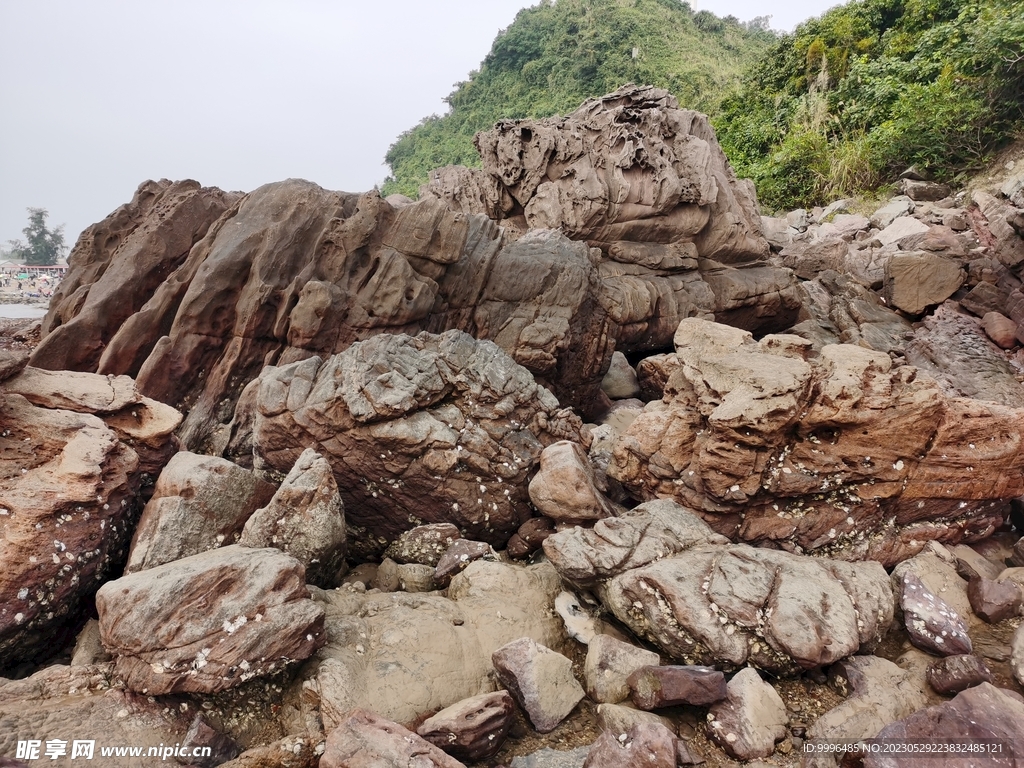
{"left": 528, "top": 441, "right": 616, "bottom": 524}
{"left": 967, "top": 575, "right": 1023, "bottom": 623}
{"left": 627, "top": 665, "right": 727, "bottom": 709}
{"left": 238, "top": 448, "right": 346, "bottom": 588}
{"left": 96, "top": 545, "right": 325, "bottom": 695}
{"left": 863, "top": 683, "right": 1024, "bottom": 768}
{"left": 584, "top": 722, "right": 678, "bottom": 768}
{"left": 491, "top": 637, "right": 585, "bottom": 733}
{"left": 900, "top": 572, "right": 973, "bottom": 656}
{"left": 253, "top": 330, "right": 584, "bottom": 559}
{"left": 981, "top": 312, "right": 1019, "bottom": 349}
{"left": 925, "top": 654, "right": 993, "bottom": 695}
{"left": 126, "top": 451, "right": 275, "bottom": 574}
{"left": 416, "top": 690, "right": 515, "bottom": 762}
{"left": 506, "top": 516, "right": 556, "bottom": 559}
{"left": 322, "top": 709, "right": 465, "bottom": 768}
{"left": 434, "top": 539, "right": 496, "bottom": 588}
{"left": 611, "top": 318, "right": 1024, "bottom": 566}
{"left": 0, "top": 369, "right": 180, "bottom": 669}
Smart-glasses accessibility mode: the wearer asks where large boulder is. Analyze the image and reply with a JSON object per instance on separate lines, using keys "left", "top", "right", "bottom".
{"left": 96, "top": 545, "right": 325, "bottom": 695}
{"left": 252, "top": 330, "right": 584, "bottom": 559}
{"left": 0, "top": 367, "right": 180, "bottom": 669}
{"left": 611, "top": 318, "right": 1024, "bottom": 566}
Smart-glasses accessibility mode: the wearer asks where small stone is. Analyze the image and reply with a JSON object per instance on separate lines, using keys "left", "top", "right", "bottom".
{"left": 417, "top": 690, "right": 515, "bottom": 762}
{"left": 899, "top": 572, "right": 973, "bottom": 656}
{"left": 492, "top": 637, "right": 585, "bottom": 733}
{"left": 925, "top": 654, "right": 993, "bottom": 695}
{"left": 627, "top": 665, "right": 726, "bottom": 709}
{"left": 967, "top": 576, "right": 1022, "bottom": 623}
{"left": 434, "top": 539, "right": 495, "bottom": 588}
{"left": 584, "top": 635, "right": 660, "bottom": 704}
{"left": 321, "top": 709, "right": 463, "bottom": 768}
{"left": 706, "top": 668, "right": 787, "bottom": 760}
{"left": 600, "top": 351, "right": 641, "bottom": 400}
{"left": 583, "top": 722, "right": 677, "bottom": 768}
{"left": 384, "top": 523, "right": 462, "bottom": 567}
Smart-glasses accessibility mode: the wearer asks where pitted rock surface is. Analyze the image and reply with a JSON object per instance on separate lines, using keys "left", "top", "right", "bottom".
{"left": 97, "top": 545, "right": 325, "bottom": 695}
{"left": 0, "top": 369, "right": 180, "bottom": 669}
{"left": 384, "top": 523, "right": 461, "bottom": 567}
{"left": 611, "top": 317, "right": 1024, "bottom": 565}
{"left": 416, "top": 690, "right": 515, "bottom": 762}
{"left": 925, "top": 654, "right": 993, "bottom": 694}
{"left": 252, "top": 329, "right": 584, "bottom": 559}
{"left": 598, "top": 537, "right": 893, "bottom": 674}
{"left": 238, "top": 448, "right": 347, "bottom": 588}
{"left": 899, "top": 572, "right": 973, "bottom": 656}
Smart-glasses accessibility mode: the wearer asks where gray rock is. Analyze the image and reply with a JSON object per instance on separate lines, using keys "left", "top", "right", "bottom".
{"left": 126, "top": 451, "right": 275, "bottom": 574}
{"left": 1001, "top": 170, "right": 1024, "bottom": 208}
{"left": 900, "top": 179, "right": 952, "bottom": 202}
{"left": 584, "top": 722, "right": 677, "bottom": 768}
{"left": 238, "top": 448, "right": 347, "bottom": 588}
{"left": 374, "top": 558, "right": 435, "bottom": 593}
{"left": 584, "top": 635, "right": 660, "bottom": 704}
{"left": 510, "top": 747, "right": 590, "bottom": 768}
{"left": 320, "top": 709, "right": 464, "bottom": 768}
{"left": 70, "top": 619, "right": 109, "bottom": 667}
{"left": 871, "top": 197, "right": 914, "bottom": 229}
{"left": 601, "top": 351, "right": 641, "bottom": 399}
{"left": 97, "top": 545, "right": 325, "bottom": 695}
{"left": 706, "top": 667, "right": 787, "bottom": 760}
{"left": 492, "top": 637, "right": 585, "bottom": 733}
{"left": 594, "top": 703, "right": 674, "bottom": 736}
{"left": 1012, "top": 624, "right": 1024, "bottom": 687}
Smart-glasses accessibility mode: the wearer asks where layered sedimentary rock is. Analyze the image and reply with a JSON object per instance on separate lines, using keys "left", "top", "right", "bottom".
{"left": 611, "top": 318, "right": 1024, "bottom": 565}
{"left": 32, "top": 87, "right": 800, "bottom": 449}
{"left": 252, "top": 330, "right": 584, "bottom": 558}
{"left": 0, "top": 365, "right": 180, "bottom": 669}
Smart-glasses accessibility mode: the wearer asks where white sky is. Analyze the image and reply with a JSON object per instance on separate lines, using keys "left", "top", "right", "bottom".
{"left": 0, "top": 0, "right": 840, "bottom": 248}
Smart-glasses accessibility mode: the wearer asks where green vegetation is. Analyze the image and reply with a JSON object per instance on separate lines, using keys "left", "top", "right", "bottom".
{"left": 7, "top": 208, "right": 66, "bottom": 266}
{"left": 714, "top": 0, "right": 1024, "bottom": 210}
{"left": 382, "top": 0, "right": 775, "bottom": 197}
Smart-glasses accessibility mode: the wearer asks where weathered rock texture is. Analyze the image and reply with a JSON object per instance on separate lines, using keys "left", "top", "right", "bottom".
{"left": 0, "top": 367, "right": 180, "bottom": 669}
{"left": 96, "top": 545, "right": 325, "bottom": 694}
{"left": 126, "top": 451, "right": 275, "bottom": 574}
{"left": 416, "top": 690, "right": 515, "bottom": 762}
{"left": 491, "top": 637, "right": 585, "bottom": 733}
{"left": 611, "top": 318, "right": 1024, "bottom": 565}
{"left": 33, "top": 87, "right": 801, "bottom": 452}
{"left": 238, "top": 448, "right": 347, "bottom": 588}
{"left": 252, "top": 330, "right": 584, "bottom": 558}
{"left": 321, "top": 709, "right": 465, "bottom": 768}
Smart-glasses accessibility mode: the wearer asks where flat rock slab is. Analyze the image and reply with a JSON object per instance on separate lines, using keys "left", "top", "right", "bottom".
{"left": 97, "top": 544, "right": 325, "bottom": 694}
{"left": 584, "top": 634, "right": 660, "bottom": 704}
{"left": 416, "top": 690, "right": 515, "bottom": 762}
{"left": 627, "top": 665, "right": 726, "bottom": 709}
{"left": 321, "top": 709, "right": 465, "bottom": 768}
{"left": 492, "top": 637, "right": 585, "bottom": 733}
{"left": 884, "top": 253, "right": 964, "bottom": 315}
{"left": 900, "top": 572, "right": 973, "bottom": 656}
{"left": 707, "top": 668, "right": 787, "bottom": 760}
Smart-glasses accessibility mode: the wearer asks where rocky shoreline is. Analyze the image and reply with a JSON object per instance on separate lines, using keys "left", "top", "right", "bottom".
{"left": 1, "top": 86, "right": 1023, "bottom": 767}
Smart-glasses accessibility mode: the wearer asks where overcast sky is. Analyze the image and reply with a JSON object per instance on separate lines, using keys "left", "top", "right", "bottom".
{"left": 1, "top": 0, "right": 840, "bottom": 249}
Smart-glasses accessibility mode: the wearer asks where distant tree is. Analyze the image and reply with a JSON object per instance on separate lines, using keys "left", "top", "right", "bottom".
{"left": 9, "top": 208, "right": 66, "bottom": 266}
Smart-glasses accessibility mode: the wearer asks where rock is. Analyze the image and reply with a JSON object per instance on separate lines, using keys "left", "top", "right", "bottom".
{"left": 876, "top": 216, "right": 932, "bottom": 248}
{"left": 961, "top": 281, "right": 1010, "bottom": 317}
{"left": 584, "top": 635, "right": 660, "bottom": 704}
{"left": 905, "top": 303, "right": 1024, "bottom": 407}
{"left": 491, "top": 637, "right": 585, "bottom": 733}
{"left": 900, "top": 179, "right": 952, "bottom": 202}
{"left": 600, "top": 351, "right": 640, "bottom": 399}
{"left": 96, "top": 545, "right": 325, "bottom": 694}
{"left": 893, "top": 543, "right": 974, "bottom": 627}
{"left": 321, "top": 709, "right": 465, "bottom": 768}
{"left": 554, "top": 591, "right": 605, "bottom": 644}
{"left": 925, "top": 654, "right": 993, "bottom": 694}
{"left": 611, "top": 317, "right": 1024, "bottom": 565}
{"left": 967, "top": 576, "right": 1022, "bottom": 623}
{"left": 594, "top": 703, "right": 674, "bottom": 736}
{"left": 374, "top": 558, "right": 435, "bottom": 593}
{"left": 973, "top": 190, "right": 1024, "bottom": 268}
{"left": 863, "top": 683, "right": 1024, "bottom": 768}
{"left": 706, "top": 667, "right": 787, "bottom": 760}
{"left": 899, "top": 571, "right": 973, "bottom": 656}
{"left": 542, "top": 499, "right": 729, "bottom": 587}
{"left": 0, "top": 350, "right": 29, "bottom": 383}
{"left": 870, "top": 197, "right": 913, "bottom": 229}
{"left": 180, "top": 714, "right": 241, "bottom": 768}
{"left": 627, "top": 665, "right": 726, "bottom": 709}
{"left": 510, "top": 746, "right": 590, "bottom": 768}
{"left": 238, "top": 448, "right": 346, "bottom": 588}
{"left": 980, "top": 312, "right": 1019, "bottom": 349}
{"left": 583, "top": 722, "right": 678, "bottom": 768}
{"left": 306, "top": 560, "right": 568, "bottom": 730}
{"left": 384, "top": 523, "right": 462, "bottom": 567}
{"left": 252, "top": 330, "right": 585, "bottom": 559}
{"left": 635, "top": 354, "right": 682, "bottom": 402}
{"left": 31, "top": 179, "right": 239, "bottom": 373}
{"left": 883, "top": 253, "right": 964, "bottom": 315}
{"left": 793, "top": 270, "right": 911, "bottom": 351}
{"left": 70, "top": 619, "right": 109, "bottom": 667}
{"left": 808, "top": 656, "right": 931, "bottom": 746}
{"left": 434, "top": 539, "right": 496, "bottom": 588}
{"left": 0, "top": 369, "right": 180, "bottom": 669}
{"left": 507, "top": 517, "right": 556, "bottom": 559}
{"left": 598, "top": 533, "right": 893, "bottom": 674}
{"left": 1012, "top": 624, "right": 1024, "bottom": 686}
{"left": 1001, "top": 170, "right": 1024, "bottom": 208}
{"left": 951, "top": 543, "right": 1004, "bottom": 581}
{"left": 528, "top": 441, "right": 616, "bottom": 524}
{"left": 216, "top": 735, "right": 319, "bottom": 768}
{"left": 126, "top": 451, "right": 275, "bottom": 574}
{"left": 0, "top": 663, "right": 194, "bottom": 765}
{"left": 417, "top": 690, "right": 516, "bottom": 762}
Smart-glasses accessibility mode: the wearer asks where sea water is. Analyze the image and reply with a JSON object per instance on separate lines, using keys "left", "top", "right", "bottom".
{"left": 0, "top": 304, "right": 46, "bottom": 319}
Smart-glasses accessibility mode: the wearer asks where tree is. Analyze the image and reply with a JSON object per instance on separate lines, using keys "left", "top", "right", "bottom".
{"left": 9, "top": 208, "right": 66, "bottom": 266}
